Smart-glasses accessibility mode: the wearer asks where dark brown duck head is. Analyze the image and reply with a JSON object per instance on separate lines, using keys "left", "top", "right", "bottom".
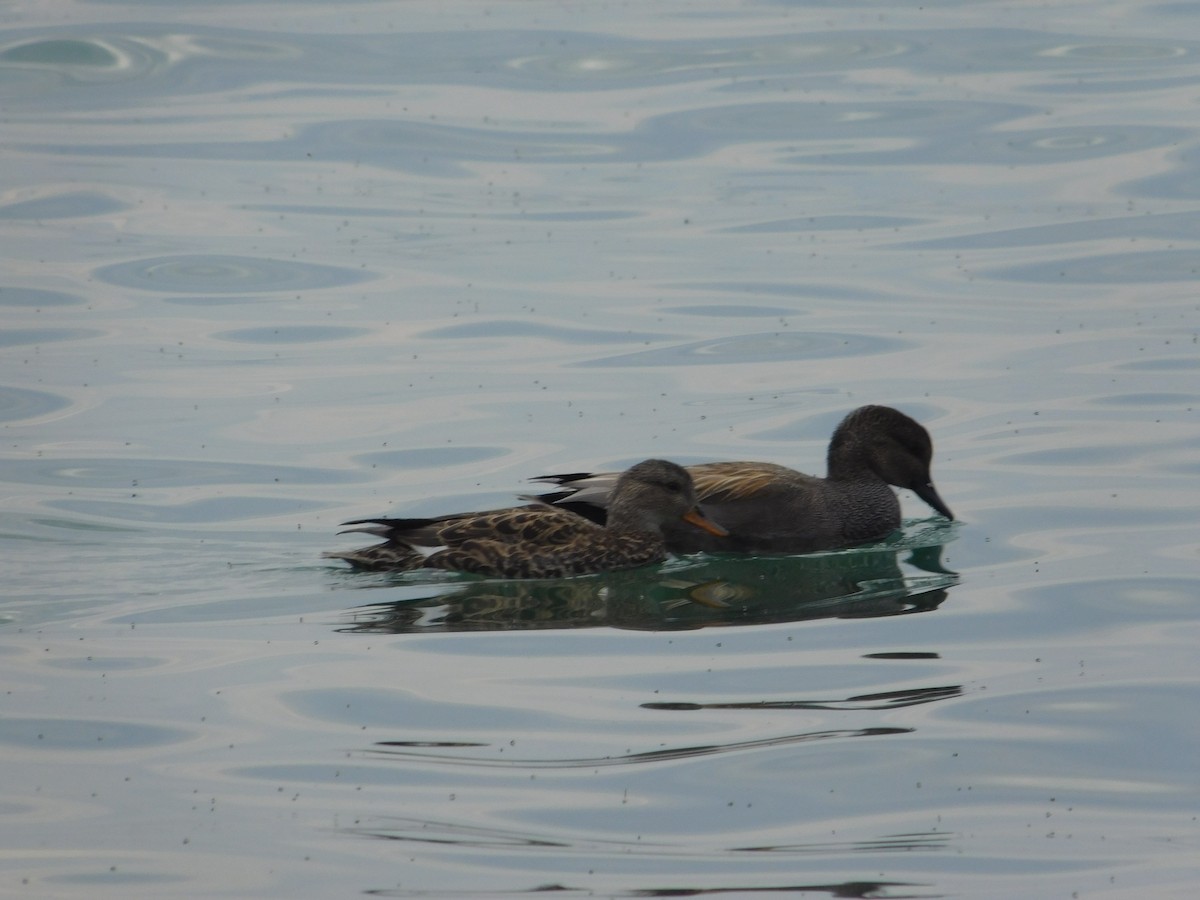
{"left": 607, "top": 459, "right": 728, "bottom": 538}
{"left": 827, "top": 405, "right": 954, "bottom": 520}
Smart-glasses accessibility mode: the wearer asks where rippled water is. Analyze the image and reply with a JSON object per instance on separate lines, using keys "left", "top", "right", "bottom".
{"left": 3, "top": 1, "right": 1199, "bottom": 897}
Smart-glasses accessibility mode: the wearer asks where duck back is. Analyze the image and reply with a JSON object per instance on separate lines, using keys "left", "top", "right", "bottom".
{"left": 662, "top": 462, "right": 901, "bottom": 553}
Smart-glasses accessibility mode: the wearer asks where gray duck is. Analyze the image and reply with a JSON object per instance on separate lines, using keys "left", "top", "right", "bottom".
{"left": 530, "top": 405, "right": 953, "bottom": 554}
{"left": 325, "top": 458, "right": 726, "bottom": 578}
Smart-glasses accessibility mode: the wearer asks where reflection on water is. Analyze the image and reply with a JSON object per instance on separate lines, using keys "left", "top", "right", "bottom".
{"left": 346, "top": 812, "right": 942, "bottom": 898}
{"left": 346, "top": 805, "right": 950, "bottom": 897}
{"left": 351, "top": 877, "right": 937, "bottom": 900}
{"left": 338, "top": 523, "right": 958, "bottom": 634}
{"left": 349, "top": 813, "right": 952, "bottom": 866}
{"left": 642, "top": 683, "right": 961, "bottom": 713}
{"left": 369, "top": 725, "right": 914, "bottom": 769}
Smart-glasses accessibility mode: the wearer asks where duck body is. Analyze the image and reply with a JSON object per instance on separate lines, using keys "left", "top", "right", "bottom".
{"left": 326, "top": 505, "right": 667, "bottom": 578}
{"left": 532, "top": 405, "right": 953, "bottom": 555}
{"left": 326, "top": 458, "right": 726, "bottom": 579}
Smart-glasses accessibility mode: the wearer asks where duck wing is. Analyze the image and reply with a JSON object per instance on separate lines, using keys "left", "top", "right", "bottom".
{"left": 322, "top": 542, "right": 425, "bottom": 571}
{"left": 436, "top": 505, "right": 600, "bottom": 547}
{"left": 685, "top": 461, "right": 807, "bottom": 504}
{"left": 427, "top": 530, "right": 663, "bottom": 579}
{"left": 340, "top": 504, "right": 599, "bottom": 550}
{"left": 531, "top": 462, "right": 808, "bottom": 506}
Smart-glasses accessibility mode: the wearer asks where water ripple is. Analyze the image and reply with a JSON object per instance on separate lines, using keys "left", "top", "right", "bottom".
{"left": 0, "top": 328, "right": 101, "bottom": 348}
{"left": 1128, "top": 154, "right": 1200, "bottom": 200}
{"left": 577, "top": 332, "right": 908, "bottom": 368}
{"left": 93, "top": 254, "right": 374, "bottom": 293}
{"left": 366, "top": 726, "right": 911, "bottom": 769}
{"left": 0, "top": 716, "right": 192, "bottom": 751}
{"left": 642, "top": 684, "right": 962, "bottom": 713}
{"left": 664, "top": 305, "right": 795, "bottom": 318}
{"left": 49, "top": 496, "right": 326, "bottom": 524}
{"left": 0, "top": 385, "right": 72, "bottom": 423}
{"left": 507, "top": 33, "right": 914, "bottom": 86}
{"left": 355, "top": 446, "right": 507, "bottom": 470}
{"left": 0, "top": 191, "right": 129, "bottom": 219}
{"left": 1114, "top": 357, "right": 1200, "bottom": 372}
{"left": 0, "top": 286, "right": 85, "bottom": 307}
{"left": 43, "top": 656, "right": 166, "bottom": 672}
{"left": 984, "top": 249, "right": 1200, "bottom": 283}
{"left": 0, "top": 456, "right": 362, "bottom": 488}
{"left": 213, "top": 325, "right": 370, "bottom": 343}
{"left": 1037, "top": 39, "right": 1190, "bottom": 63}
{"left": 345, "top": 814, "right": 950, "bottom": 859}
{"left": 33, "top": 97, "right": 1172, "bottom": 177}
{"left": 421, "top": 320, "right": 673, "bottom": 344}
{"left": 0, "top": 35, "right": 172, "bottom": 92}
{"left": 895, "top": 211, "right": 1200, "bottom": 250}
{"left": 0, "top": 30, "right": 305, "bottom": 103}
{"left": 722, "top": 215, "right": 919, "bottom": 234}
{"left": 790, "top": 123, "right": 1186, "bottom": 166}
{"left": 653, "top": 100, "right": 1026, "bottom": 163}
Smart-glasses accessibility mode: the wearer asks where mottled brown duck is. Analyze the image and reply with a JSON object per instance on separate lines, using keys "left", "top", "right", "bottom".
{"left": 530, "top": 405, "right": 953, "bottom": 554}
{"left": 325, "top": 458, "right": 726, "bottom": 578}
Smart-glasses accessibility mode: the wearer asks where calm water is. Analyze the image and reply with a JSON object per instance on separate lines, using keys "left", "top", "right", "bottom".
{"left": 3, "top": 1, "right": 1199, "bottom": 897}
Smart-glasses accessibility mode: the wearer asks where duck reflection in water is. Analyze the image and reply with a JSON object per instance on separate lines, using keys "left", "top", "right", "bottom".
{"left": 337, "top": 523, "right": 958, "bottom": 635}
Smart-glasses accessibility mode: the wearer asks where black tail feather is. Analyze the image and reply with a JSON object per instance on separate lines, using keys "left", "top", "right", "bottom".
{"left": 527, "top": 472, "right": 595, "bottom": 486}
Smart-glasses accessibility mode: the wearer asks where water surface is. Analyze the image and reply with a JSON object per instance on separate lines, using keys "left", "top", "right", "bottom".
{"left": 2, "top": 1, "right": 1198, "bottom": 898}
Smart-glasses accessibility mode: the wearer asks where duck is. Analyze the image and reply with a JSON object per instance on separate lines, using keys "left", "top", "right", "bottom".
{"left": 529, "top": 405, "right": 953, "bottom": 554}
{"left": 324, "top": 458, "right": 727, "bottom": 578}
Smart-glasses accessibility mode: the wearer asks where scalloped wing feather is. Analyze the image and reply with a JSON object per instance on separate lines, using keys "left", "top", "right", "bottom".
{"left": 427, "top": 531, "right": 665, "bottom": 579}
{"left": 431, "top": 505, "right": 599, "bottom": 547}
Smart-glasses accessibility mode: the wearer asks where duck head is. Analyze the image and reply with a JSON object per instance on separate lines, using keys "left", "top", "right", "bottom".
{"left": 609, "top": 459, "right": 728, "bottom": 537}
{"left": 828, "top": 405, "right": 954, "bottom": 520}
